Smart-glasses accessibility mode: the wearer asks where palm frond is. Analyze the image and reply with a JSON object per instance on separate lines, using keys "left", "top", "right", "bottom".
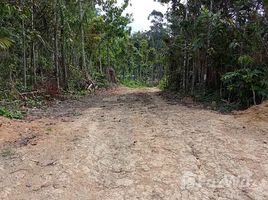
{"left": 0, "top": 37, "right": 13, "bottom": 50}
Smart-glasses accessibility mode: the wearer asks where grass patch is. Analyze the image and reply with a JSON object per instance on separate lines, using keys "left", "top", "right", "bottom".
{"left": 0, "top": 107, "right": 24, "bottom": 119}
{"left": 121, "top": 80, "right": 148, "bottom": 88}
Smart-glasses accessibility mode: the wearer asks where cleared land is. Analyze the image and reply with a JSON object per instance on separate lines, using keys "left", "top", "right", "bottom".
{"left": 0, "top": 87, "right": 267, "bottom": 200}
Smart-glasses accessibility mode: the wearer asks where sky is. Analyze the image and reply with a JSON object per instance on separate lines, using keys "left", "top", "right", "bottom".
{"left": 117, "top": 0, "right": 168, "bottom": 32}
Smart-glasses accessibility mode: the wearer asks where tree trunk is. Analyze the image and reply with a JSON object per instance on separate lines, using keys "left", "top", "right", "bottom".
{"left": 60, "top": 2, "right": 67, "bottom": 90}
{"left": 191, "top": 56, "right": 196, "bottom": 95}
{"left": 79, "top": 0, "right": 91, "bottom": 80}
{"left": 204, "top": 0, "right": 213, "bottom": 90}
{"left": 182, "top": 5, "right": 188, "bottom": 92}
{"left": 99, "top": 47, "right": 103, "bottom": 74}
{"left": 31, "top": 0, "right": 36, "bottom": 85}
{"left": 21, "top": 0, "right": 27, "bottom": 89}
{"left": 252, "top": 85, "right": 257, "bottom": 105}
{"left": 106, "top": 43, "right": 110, "bottom": 66}
{"left": 54, "top": 0, "right": 60, "bottom": 90}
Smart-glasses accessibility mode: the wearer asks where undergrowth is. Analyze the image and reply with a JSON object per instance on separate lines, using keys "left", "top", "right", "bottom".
{"left": 121, "top": 80, "right": 148, "bottom": 88}
{"left": 0, "top": 107, "right": 24, "bottom": 119}
{"left": 193, "top": 90, "right": 243, "bottom": 113}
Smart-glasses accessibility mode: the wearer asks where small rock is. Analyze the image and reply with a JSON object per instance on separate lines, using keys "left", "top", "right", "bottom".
{"left": 61, "top": 118, "right": 69, "bottom": 122}
{"left": 141, "top": 164, "right": 150, "bottom": 172}
{"left": 31, "top": 142, "right": 37, "bottom": 146}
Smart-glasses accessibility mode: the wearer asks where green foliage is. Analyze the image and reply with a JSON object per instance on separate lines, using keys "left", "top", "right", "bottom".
{"left": 0, "top": 0, "right": 132, "bottom": 99}
{"left": 217, "top": 102, "right": 242, "bottom": 113}
{"left": 222, "top": 68, "right": 268, "bottom": 105}
{"left": 93, "top": 72, "right": 109, "bottom": 88}
{"left": 121, "top": 80, "right": 147, "bottom": 88}
{"left": 78, "top": 90, "right": 88, "bottom": 96}
{"left": 159, "top": 77, "right": 168, "bottom": 90}
{"left": 159, "top": 0, "right": 268, "bottom": 109}
{"left": 0, "top": 107, "right": 24, "bottom": 119}
{"left": 238, "top": 55, "right": 254, "bottom": 67}
{"left": 0, "top": 36, "right": 13, "bottom": 49}
{"left": 1, "top": 0, "right": 267, "bottom": 112}
{"left": 24, "top": 98, "right": 44, "bottom": 108}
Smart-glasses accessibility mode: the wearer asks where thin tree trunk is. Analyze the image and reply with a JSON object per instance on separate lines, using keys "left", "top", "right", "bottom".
{"left": 106, "top": 43, "right": 110, "bottom": 66}
{"left": 99, "top": 53, "right": 103, "bottom": 74}
{"left": 182, "top": 4, "right": 188, "bottom": 92}
{"left": 191, "top": 56, "right": 196, "bottom": 95}
{"left": 60, "top": 2, "right": 67, "bottom": 90}
{"left": 79, "top": 0, "right": 91, "bottom": 80}
{"left": 152, "top": 65, "right": 154, "bottom": 81}
{"left": 21, "top": 0, "right": 27, "bottom": 89}
{"left": 252, "top": 85, "right": 256, "bottom": 105}
{"left": 97, "top": 45, "right": 103, "bottom": 73}
{"left": 32, "top": 0, "right": 36, "bottom": 85}
{"left": 204, "top": 0, "right": 213, "bottom": 89}
{"left": 54, "top": 0, "right": 60, "bottom": 90}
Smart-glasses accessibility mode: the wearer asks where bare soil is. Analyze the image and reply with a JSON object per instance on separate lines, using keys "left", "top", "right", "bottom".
{"left": 0, "top": 87, "right": 267, "bottom": 200}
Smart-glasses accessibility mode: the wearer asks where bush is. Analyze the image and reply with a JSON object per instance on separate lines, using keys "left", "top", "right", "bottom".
{"left": 93, "top": 72, "right": 109, "bottom": 88}
{"left": 159, "top": 77, "right": 168, "bottom": 90}
{"left": 222, "top": 67, "right": 268, "bottom": 106}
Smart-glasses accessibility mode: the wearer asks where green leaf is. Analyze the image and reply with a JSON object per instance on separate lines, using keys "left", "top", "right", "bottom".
{"left": 0, "top": 37, "right": 13, "bottom": 49}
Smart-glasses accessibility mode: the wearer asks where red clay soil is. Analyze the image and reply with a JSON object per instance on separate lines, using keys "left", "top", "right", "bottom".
{"left": 0, "top": 116, "right": 53, "bottom": 146}
{"left": 234, "top": 101, "right": 268, "bottom": 124}
{"left": 0, "top": 88, "right": 267, "bottom": 200}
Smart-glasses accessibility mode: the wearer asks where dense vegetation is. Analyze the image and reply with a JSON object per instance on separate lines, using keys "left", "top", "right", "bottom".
{"left": 158, "top": 0, "right": 268, "bottom": 109}
{"left": 0, "top": 0, "right": 162, "bottom": 95}
{"left": 0, "top": 0, "right": 126, "bottom": 94}
{"left": 1, "top": 0, "right": 268, "bottom": 112}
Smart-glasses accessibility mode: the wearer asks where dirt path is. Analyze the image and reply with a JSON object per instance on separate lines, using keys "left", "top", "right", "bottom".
{"left": 0, "top": 87, "right": 268, "bottom": 200}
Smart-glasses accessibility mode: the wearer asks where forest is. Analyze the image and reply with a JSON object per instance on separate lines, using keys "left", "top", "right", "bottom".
{"left": 1, "top": 1, "right": 268, "bottom": 199}
{"left": 0, "top": 0, "right": 268, "bottom": 112}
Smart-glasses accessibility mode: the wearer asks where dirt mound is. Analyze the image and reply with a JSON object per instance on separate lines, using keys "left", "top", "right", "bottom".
{"left": 235, "top": 101, "right": 268, "bottom": 123}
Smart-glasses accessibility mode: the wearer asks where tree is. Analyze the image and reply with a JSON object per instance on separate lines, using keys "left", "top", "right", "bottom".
{"left": 0, "top": 0, "right": 131, "bottom": 95}
{"left": 157, "top": 0, "right": 268, "bottom": 107}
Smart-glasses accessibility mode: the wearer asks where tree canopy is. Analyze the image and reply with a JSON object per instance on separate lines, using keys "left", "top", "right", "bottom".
{"left": 0, "top": 0, "right": 267, "bottom": 110}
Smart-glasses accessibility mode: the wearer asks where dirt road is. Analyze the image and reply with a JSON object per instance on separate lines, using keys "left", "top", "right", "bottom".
{"left": 0, "top": 87, "right": 268, "bottom": 200}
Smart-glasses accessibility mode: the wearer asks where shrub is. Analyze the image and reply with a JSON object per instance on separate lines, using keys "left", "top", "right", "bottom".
{"left": 159, "top": 77, "right": 168, "bottom": 90}
{"left": 93, "top": 72, "right": 109, "bottom": 88}
{"left": 222, "top": 67, "right": 268, "bottom": 106}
